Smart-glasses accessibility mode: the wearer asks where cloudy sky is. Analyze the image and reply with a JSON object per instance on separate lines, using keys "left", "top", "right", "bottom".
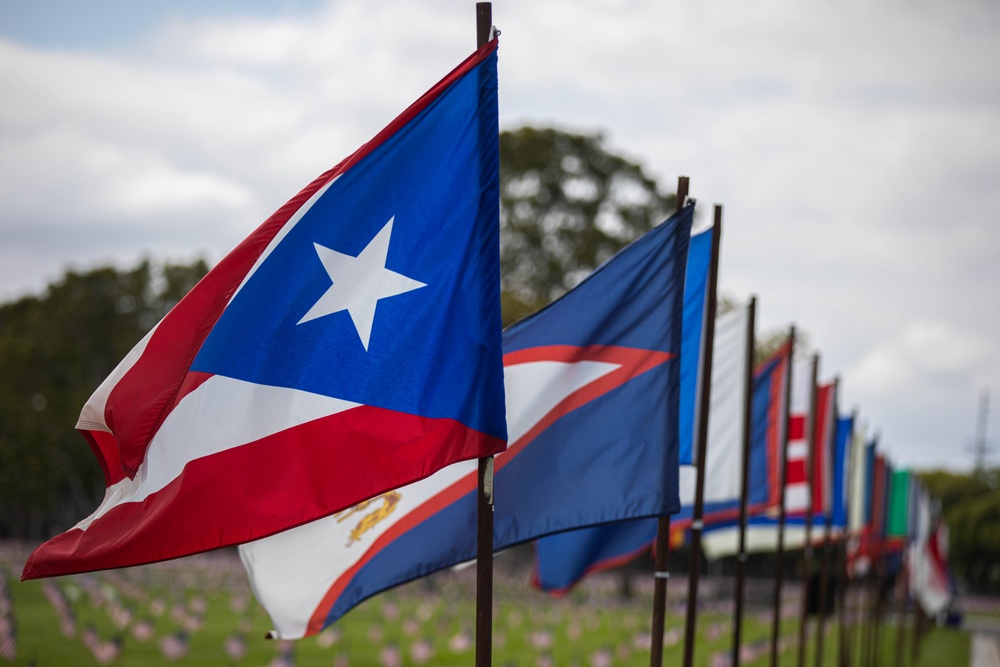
{"left": 1, "top": 0, "right": 998, "bottom": 471}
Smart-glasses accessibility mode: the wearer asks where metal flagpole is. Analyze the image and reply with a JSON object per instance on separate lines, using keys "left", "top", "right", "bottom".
{"left": 730, "top": 296, "right": 757, "bottom": 667}
{"left": 474, "top": 6, "right": 495, "bottom": 667}
{"left": 796, "top": 355, "right": 820, "bottom": 667}
{"left": 839, "top": 537, "right": 851, "bottom": 667}
{"left": 681, "top": 203, "right": 722, "bottom": 667}
{"left": 894, "top": 551, "right": 910, "bottom": 667}
{"left": 769, "top": 325, "right": 796, "bottom": 667}
{"left": 860, "top": 433, "right": 880, "bottom": 667}
{"left": 649, "top": 175, "right": 689, "bottom": 667}
{"left": 814, "top": 377, "right": 840, "bottom": 667}
{"left": 837, "top": 409, "right": 858, "bottom": 667}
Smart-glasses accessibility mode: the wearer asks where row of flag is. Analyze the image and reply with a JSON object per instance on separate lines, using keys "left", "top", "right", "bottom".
{"left": 19, "top": 15, "right": 951, "bottom": 665}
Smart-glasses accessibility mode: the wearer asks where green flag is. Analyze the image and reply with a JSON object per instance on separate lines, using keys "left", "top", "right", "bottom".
{"left": 886, "top": 469, "right": 911, "bottom": 538}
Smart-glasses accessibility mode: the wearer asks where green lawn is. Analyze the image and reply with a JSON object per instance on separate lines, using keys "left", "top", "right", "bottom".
{"left": 0, "top": 547, "right": 971, "bottom": 667}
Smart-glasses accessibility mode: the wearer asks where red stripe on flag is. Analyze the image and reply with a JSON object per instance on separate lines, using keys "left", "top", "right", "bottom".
{"left": 499, "top": 345, "right": 673, "bottom": 466}
{"left": 788, "top": 415, "right": 805, "bottom": 442}
{"left": 23, "top": 406, "right": 503, "bottom": 580}
{"left": 98, "top": 39, "right": 501, "bottom": 481}
{"left": 786, "top": 459, "right": 806, "bottom": 484}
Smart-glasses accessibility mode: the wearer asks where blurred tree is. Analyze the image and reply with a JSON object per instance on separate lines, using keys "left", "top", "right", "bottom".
{"left": 920, "top": 468, "right": 1000, "bottom": 593}
{"left": 499, "top": 127, "right": 677, "bottom": 325}
{"left": 0, "top": 259, "right": 207, "bottom": 538}
{"left": 948, "top": 489, "right": 1000, "bottom": 592}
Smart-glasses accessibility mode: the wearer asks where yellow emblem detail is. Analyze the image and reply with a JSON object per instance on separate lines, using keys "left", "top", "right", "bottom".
{"left": 335, "top": 491, "right": 401, "bottom": 547}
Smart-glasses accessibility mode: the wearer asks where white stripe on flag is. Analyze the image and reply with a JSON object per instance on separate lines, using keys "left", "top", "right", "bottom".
{"left": 77, "top": 376, "right": 360, "bottom": 530}
{"left": 678, "top": 306, "right": 750, "bottom": 507}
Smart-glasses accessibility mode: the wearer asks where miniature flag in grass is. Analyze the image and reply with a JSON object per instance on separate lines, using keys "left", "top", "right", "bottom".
{"left": 22, "top": 39, "right": 506, "bottom": 580}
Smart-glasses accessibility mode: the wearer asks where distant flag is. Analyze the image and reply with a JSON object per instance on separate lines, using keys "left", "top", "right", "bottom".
{"left": 131, "top": 618, "right": 154, "bottom": 642}
{"left": 239, "top": 204, "right": 695, "bottom": 638}
{"left": 408, "top": 637, "right": 434, "bottom": 664}
{"left": 687, "top": 339, "right": 793, "bottom": 557}
{"left": 91, "top": 636, "right": 123, "bottom": 665}
{"left": 908, "top": 516, "right": 952, "bottom": 616}
{"left": 830, "top": 415, "right": 854, "bottom": 530}
{"left": 853, "top": 449, "right": 892, "bottom": 568}
{"left": 224, "top": 632, "right": 248, "bottom": 662}
{"left": 268, "top": 641, "right": 296, "bottom": 667}
{"left": 703, "top": 364, "right": 841, "bottom": 557}
{"left": 847, "top": 426, "right": 870, "bottom": 535}
{"left": 676, "top": 303, "right": 754, "bottom": 525}
{"left": 0, "top": 617, "right": 14, "bottom": 663}
{"left": 886, "top": 469, "right": 912, "bottom": 548}
{"left": 750, "top": 340, "right": 792, "bottom": 515}
{"left": 873, "top": 454, "right": 892, "bottom": 546}
{"left": 847, "top": 439, "right": 880, "bottom": 574}
{"left": 783, "top": 360, "right": 817, "bottom": 516}
{"left": 378, "top": 642, "right": 403, "bottom": 667}
{"left": 810, "top": 382, "right": 837, "bottom": 520}
{"left": 448, "top": 630, "right": 474, "bottom": 654}
{"left": 158, "top": 631, "right": 189, "bottom": 662}
{"left": 22, "top": 39, "right": 506, "bottom": 580}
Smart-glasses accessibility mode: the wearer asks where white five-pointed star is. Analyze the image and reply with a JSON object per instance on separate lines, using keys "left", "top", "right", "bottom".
{"left": 298, "top": 217, "right": 426, "bottom": 350}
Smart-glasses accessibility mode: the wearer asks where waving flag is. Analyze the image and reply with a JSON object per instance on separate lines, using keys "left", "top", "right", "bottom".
{"left": 240, "top": 204, "right": 695, "bottom": 639}
{"left": 527, "top": 223, "right": 712, "bottom": 594}
{"left": 810, "top": 382, "right": 837, "bottom": 519}
{"left": 533, "top": 295, "right": 765, "bottom": 593}
{"left": 782, "top": 360, "right": 817, "bottom": 515}
{"left": 908, "top": 488, "right": 952, "bottom": 616}
{"left": 22, "top": 41, "right": 506, "bottom": 580}
{"left": 753, "top": 340, "right": 792, "bottom": 512}
{"left": 830, "top": 415, "right": 854, "bottom": 529}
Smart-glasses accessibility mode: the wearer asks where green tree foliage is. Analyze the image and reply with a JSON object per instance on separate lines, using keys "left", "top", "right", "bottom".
{"left": 948, "top": 489, "right": 1000, "bottom": 592}
{"left": 499, "top": 127, "right": 677, "bottom": 325}
{"left": 0, "top": 259, "right": 207, "bottom": 538}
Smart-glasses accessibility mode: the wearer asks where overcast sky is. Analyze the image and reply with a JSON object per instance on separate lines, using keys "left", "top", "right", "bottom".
{"left": 1, "top": 0, "right": 998, "bottom": 472}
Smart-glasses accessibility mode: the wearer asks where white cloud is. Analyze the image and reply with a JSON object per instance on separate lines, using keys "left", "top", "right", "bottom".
{"left": 0, "top": 0, "right": 998, "bottom": 469}
{"left": 850, "top": 321, "right": 997, "bottom": 394}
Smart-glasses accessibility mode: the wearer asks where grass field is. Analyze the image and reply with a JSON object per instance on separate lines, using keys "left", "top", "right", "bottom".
{"left": 0, "top": 542, "right": 969, "bottom": 666}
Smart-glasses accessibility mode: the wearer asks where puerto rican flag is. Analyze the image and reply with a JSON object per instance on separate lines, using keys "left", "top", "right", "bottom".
{"left": 782, "top": 359, "right": 816, "bottom": 516}
{"left": 240, "top": 205, "right": 695, "bottom": 639}
{"left": 23, "top": 40, "right": 506, "bottom": 580}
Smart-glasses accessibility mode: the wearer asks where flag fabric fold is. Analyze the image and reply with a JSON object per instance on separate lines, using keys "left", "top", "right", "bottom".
{"left": 240, "top": 204, "right": 695, "bottom": 639}
{"left": 23, "top": 40, "right": 506, "bottom": 580}
{"left": 830, "top": 415, "right": 854, "bottom": 530}
{"left": 908, "top": 515, "right": 952, "bottom": 616}
{"left": 691, "top": 341, "right": 796, "bottom": 558}
{"left": 533, "top": 295, "right": 763, "bottom": 594}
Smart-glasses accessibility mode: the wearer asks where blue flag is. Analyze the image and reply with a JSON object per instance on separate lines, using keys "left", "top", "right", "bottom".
{"left": 531, "top": 225, "right": 714, "bottom": 594}
{"left": 240, "top": 204, "right": 695, "bottom": 638}
{"left": 533, "top": 310, "right": 789, "bottom": 593}
{"left": 831, "top": 416, "right": 854, "bottom": 528}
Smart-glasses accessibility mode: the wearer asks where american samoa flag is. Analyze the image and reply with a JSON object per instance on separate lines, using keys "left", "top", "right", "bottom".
{"left": 22, "top": 40, "right": 506, "bottom": 580}
{"left": 239, "top": 204, "right": 694, "bottom": 639}
{"left": 533, "top": 302, "right": 791, "bottom": 594}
